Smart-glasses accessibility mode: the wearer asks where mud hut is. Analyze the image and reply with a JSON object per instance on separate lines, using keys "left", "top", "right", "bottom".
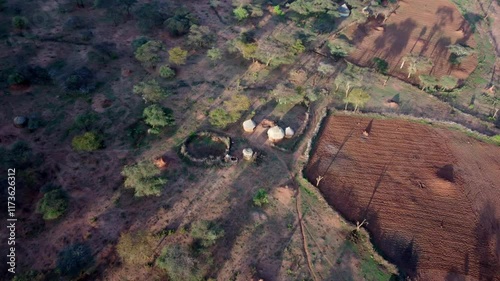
{"left": 338, "top": 4, "right": 351, "bottom": 17}
{"left": 13, "top": 116, "right": 27, "bottom": 128}
{"left": 242, "top": 119, "right": 256, "bottom": 132}
{"left": 154, "top": 155, "right": 168, "bottom": 168}
{"left": 267, "top": 126, "right": 285, "bottom": 142}
{"left": 242, "top": 148, "right": 254, "bottom": 160}
{"left": 285, "top": 127, "right": 295, "bottom": 138}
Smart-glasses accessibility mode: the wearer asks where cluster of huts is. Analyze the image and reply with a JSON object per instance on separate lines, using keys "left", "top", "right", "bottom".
{"left": 242, "top": 119, "right": 295, "bottom": 142}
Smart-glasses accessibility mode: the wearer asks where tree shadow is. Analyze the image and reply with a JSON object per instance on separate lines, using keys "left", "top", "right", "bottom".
{"left": 373, "top": 18, "right": 418, "bottom": 59}
{"left": 474, "top": 201, "right": 500, "bottom": 280}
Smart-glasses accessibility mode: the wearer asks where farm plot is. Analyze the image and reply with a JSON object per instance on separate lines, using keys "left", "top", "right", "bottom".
{"left": 305, "top": 115, "right": 500, "bottom": 280}
{"left": 345, "top": 0, "right": 478, "bottom": 82}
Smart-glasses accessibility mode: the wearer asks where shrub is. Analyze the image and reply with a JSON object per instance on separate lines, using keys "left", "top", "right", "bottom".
{"left": 37, "top": 188, "right": 68, "bottom": 220}
{"left": 273, "top": 5, "right": 285, "bottom": 16}
{"left": 439, "top": 75, "right": 458, "bottom": 90}
{"left": 117, "top": 231, "right": 157, "bottom": 265}
{"left": 156, "top": 244, "right": 203, "bottom": 281}
{"left": 122, "top": 161, "right": 167, "bottom": 197}
{"left": 168, "top": 47, "right": 188, "bottom": 65}
{"left": 72, "top": 132, "right": 102, "bottom": 151}
{"left": 131, "top": 36, "right": 150, "bottom": 51}
{"left": 253, "top": 188, "right": 269, "bottom": 207}
{"left": 344, "top": 88, "right": 370, "bottom": 112}
{"left": 135, "top": 40, "right": 166, "bottom": 66}
{"left": 187, "top": 25, "right": 215, "bottom": 49}
{"left": 233, "top": 6, "right": 249, "bottom": 21}
{"left": 143, "top": 104, "right": 175, "bottom": 133}
{"left": 159, "top": 65, "right": 176, "bottom": 79}
{"left": 134, "top": 2, "right": 167, "bottom": 32}
{"left": 190, "top": 220, "right": 224, "bottom": 248}
{"left": 133, "top": 79, "right": 168, "bottom": 102}
{"left": 328, "top": 38, "right": 353, "bottom": 58}
{"left": 57, "top": 243, "right": 94, "bottom": 278}
{"left": 372, "top": 57, "right": 389, "bottom": 73}
{"left": 12, "top": 16, "right": 28, "bottom": 29}
{"left": 207, "top": 47, "right": 222, "bottom": 62}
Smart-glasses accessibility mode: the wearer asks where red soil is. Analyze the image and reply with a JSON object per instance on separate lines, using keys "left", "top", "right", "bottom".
{"left": 306, "top": 115, "right": 500, "bottom": 280}
{"left": 346, "top": 0, "right": 478, "bottom": 82}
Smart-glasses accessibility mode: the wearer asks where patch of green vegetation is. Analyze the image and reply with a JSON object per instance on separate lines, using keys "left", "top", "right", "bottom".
{"left": 360, "top": 255, "right": 393, "bottom": 281}
{"left": 253, "top": 188, "right": 269, "bottom": 207}
{"left": 57, "top": 243, "right": 94, "bottom": 278}
{"left": 37, "top": 187, "right": 69, "bottom": 220}
{"left": 122, "top": 160, "right": 167, "bottom": 197}
{"left": 71, "top": 132, "right": 102, "bottom": 151}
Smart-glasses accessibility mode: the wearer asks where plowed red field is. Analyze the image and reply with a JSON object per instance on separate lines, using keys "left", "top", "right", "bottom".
{"left": 306, "top": 115, "right": 500, "bottom": 280}
{"left": 345, "top": 0, "right": 478, "bottom": 82}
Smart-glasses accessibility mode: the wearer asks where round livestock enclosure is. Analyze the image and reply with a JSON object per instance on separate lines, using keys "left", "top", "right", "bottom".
{"left": 180, "top": 131, "right": 231, "bottom": 165}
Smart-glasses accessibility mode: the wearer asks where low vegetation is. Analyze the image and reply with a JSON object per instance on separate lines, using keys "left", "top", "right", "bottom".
{"left": 122, "top": 161, "right": 167, "bottom": 197}
{"left": 37, "top": 186, "right": 68, "bottom": 220}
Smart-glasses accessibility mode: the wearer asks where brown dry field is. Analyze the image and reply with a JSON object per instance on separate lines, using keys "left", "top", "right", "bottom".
{"left": 306, "top": 115, "right": 500, "bottom": 281}
{"left": 346, "top": 0, "right": 478, "bottom": 82}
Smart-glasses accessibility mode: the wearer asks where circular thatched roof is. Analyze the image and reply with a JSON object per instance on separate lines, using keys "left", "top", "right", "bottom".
{"left": 267, "top": 126, "right": 285, "bottom": 141}
{"left": 285, "top": 127, "right": 295, "bottom": 138}
{"left": 242, "top": 119, "right": 256, "bottom": 132}
{"left": 13, "top": 116, "right": 27, "bottom": 128}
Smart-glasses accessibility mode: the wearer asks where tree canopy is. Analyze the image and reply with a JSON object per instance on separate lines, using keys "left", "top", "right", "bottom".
{"left": 122, "top": 161, "right": 167, "bottom": 197}
{"left": 169, "top": 47, "right": 188, "bottom": 65}
{"left": 143, "top": 104, "right": 175, "bottom": 134}
{"left": 134, "top": 40, "right": 166, "bottom": 66}
{"left": 117, "top": 231, "right": 157, "bottom": 265}
{"left": 133, "top": 79, "right": 168, "bottom": 102}
{"left": 344, "top": 88, "right": 370, "bottom": 111}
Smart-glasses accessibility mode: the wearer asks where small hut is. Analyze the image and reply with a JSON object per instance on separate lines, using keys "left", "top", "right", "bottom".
{"left": 267, "top": 126, "right": 285, "bottom": 142}
{"left": 338, "top": 4, "right": 351, "bottom": 17}
{"left": 13, "top": 116, "right": 27, "bottom": 128}
{"left": 242, "top": 148, "right": 254, "bottom": 161}
{"left": 242, "top": 119, "right": 256, "bottom": 132}
{"left": 285, "top": 127, "right": 295, "bottom": 138}
{"left": 154, "top": 155, "right": 169, "bottom": 168}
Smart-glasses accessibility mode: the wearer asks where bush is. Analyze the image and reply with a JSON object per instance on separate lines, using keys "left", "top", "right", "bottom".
{"left": 7, "top": 72, "right": 28, "bottom": 86}
{"left": 135, "top": 40, "right": 166, "bottom": 66}
{"left": 372, "top": 57, "right": 389, "bottom": 73}
{"left": 190, "top": 220, "right": 224, "bottom": 248}
{"left": 122, "top": 161, "right": 167, "bottom": 197}
{"left": 12, "top": 16, "right": 28, "bottom": 29}
{"left": 133, "top": 79, "right": 168, "bottom": 102}
{"left": 168, "top": 47, "right": 188, "bottom": 65}
{"left": 156, "top": 244, "right": 203, "bottom": 281}
{"left": 208, "top": 108, "right": 239, "bottom": 128}
{"left": 72, "top": 132, "right": 102, "bottom": 152}
{"left": 64, "top": 67, "right": 95, "bottom": 94}
{"left": 187, "top": 25, "right": 215, "bottom": 49}
{"left": 134, "top": 2, "right": 167, "bottom": 32}
{"left": 253, "top": 188, "right": 269, "bottom": 207}
{"left": 117, "top": 231, "right": 157, "bottom": 265}
{"left": 233, "top": 6, "right": 249, "bottom": 21}
{"left": 164, "top": 7, "right": 199, "bottom": 37}
{"left": 143, "top": 104, "right": 175, "bottom": 133}
{"left": 57, "top": 243, "right": 94, "bottom": 278}
{"left": 131, "top": 36, "right": 150, "bottom": 51}
{"left": 37, "top": 188, "right": 68, "bottom": 220}
{"left": 159, "top": 65, "right": 176, "bottom": 79}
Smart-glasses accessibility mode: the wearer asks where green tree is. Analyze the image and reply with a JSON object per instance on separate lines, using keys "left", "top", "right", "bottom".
{"left": 419, "top": 74, "right": 438, "bottom": 91}
{"left": 134, "top": 40, "right": 166, "bottom": 66}
{"left": 143, "top": 104, "right": 175, "bottom": 133}
{"left": 117, "top": 231, "right": 157, "bottom": 265}
{"left": 164, "top": 7, "right": 199, "bottom": 36}
{"left": 401, "top": 54, "right": 433, "bottom": 78}
{"left": 71, "top": 132, "right": 102, "bottom": 152}
{"left": 134, "top": 2, "right": 167, "bottom": 32}
{"left": 207, "top": 47, "right": 222, "bottom": 63}
{"left": 372, "top": 57, "right": 389, "bottom": 73}
{"left": 271, "top": 83, "right": 304, "bottom": 105}
{"left": 447, "top": 44, "right": 474, "bottom": 65}
{"left": 156, "top": 244, "right": 203, "bottom": 281}
{"left": 287, "top": 0, "right": 338, "bottom": 16}
{"left": 37, "top": 188, "right": 68, "bottom": 220}
{"left": 253, "top": 188, "right": 269, "bottom": 207}
{"left": 233, "top": 6, "right": 249, "bottom": 21}
{"left": 317, "top": 62, "right": 335, "bottom": 77}
{"left": 122, "top": 161, "right": 166, "bottom": 197}
{"left": 223, "top": 94, "right": 251, "bottom": 112}
{"left": 190, "top": 220, "right": 224, "bottom": 248}
{"left": 12, "top": 16, "right": 28, "bottom": 29}
{"left": 57, "top": 243, "right": 94, "bottom": 278}
{"left": 133, "top": 79, "right": 168, "bottom": 102}
{"left": 327, "top": 37, "right": 353, "bottom": 58}
{"left": 187, "top": 25, "right": 215, "bottom": 49}
{"left": 438, "top": 75, "right": 458, "bottom": 90}
{"left": 168, "top": 47, "right": 188, "bottom": 65}
{"left": 159, "top": 65, "right": 176, "bottom": 79}
{"left": 343, "top": 88, "right": 370, "bottom": 111}
{"left": 208, "top": 108, "right": 239, "bottom": 128}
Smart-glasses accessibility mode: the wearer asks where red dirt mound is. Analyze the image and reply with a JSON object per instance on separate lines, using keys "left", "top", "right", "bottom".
{"left": 346, "top": 0, "right": 478, "bottom": 82}
{"left": 306, "top": 115, "right": 500, "bottom": 280}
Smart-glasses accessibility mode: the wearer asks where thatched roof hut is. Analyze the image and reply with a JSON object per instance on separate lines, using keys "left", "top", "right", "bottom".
{"left": 267, "top": 126, "right": 285, "bottom": 142}
{"left": 339, "top": 4, "right": 351, "bottom": 17}
{"left": 243, "top": 119, "right": 256, "bottom": 132}
{"left": 13, "top": 116, "right": 27, "bottom": 128}
{"left": 285, "top": 127, "right": 295, "bottom": 138}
